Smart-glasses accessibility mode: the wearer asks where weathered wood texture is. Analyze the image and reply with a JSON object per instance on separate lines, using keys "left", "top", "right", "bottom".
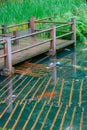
{"left": 0, "top": 37, "right": 74, "bottom": 69}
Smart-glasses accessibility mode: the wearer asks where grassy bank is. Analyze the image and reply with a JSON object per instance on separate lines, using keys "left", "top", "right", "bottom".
{"left": 0, "top": 0, "right": 87, "bottom": 40}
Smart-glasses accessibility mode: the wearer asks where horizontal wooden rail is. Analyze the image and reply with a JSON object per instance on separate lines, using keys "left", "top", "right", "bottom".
{"left": 7, "top": 22, "right": 29, "bottom": 29}
{"left": 0, "top": 16, "right": 55, "bottom": 30}
{"left": 56, "top": 30, "right": 71, "bottom": 33}
{"left": 0, "top": 54, "right": 7, "bottom": 58}
{"left": 11, "top": 28, "right": 51, "bottom": 41}
{"left": 0, "top": 22, "right": 29, "bottom": 30}
{"left": 56, "top": 23, "right": 73, "bottom": 29}
{"left": 35, "top": 15, "right": 55, "bottom": 22}
{"left": 12, "top": 38, "right": 52, "bottom": 54}
{"left": 35, "top": 21, "right": 72, "bottom": 24}
{"left": 56, "top": 31, "right": 73, "bottom": 39}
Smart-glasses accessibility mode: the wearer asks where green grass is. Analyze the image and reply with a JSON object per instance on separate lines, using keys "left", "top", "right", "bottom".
{"left": 0, "top": 0, "right": 87, "bottom": 40}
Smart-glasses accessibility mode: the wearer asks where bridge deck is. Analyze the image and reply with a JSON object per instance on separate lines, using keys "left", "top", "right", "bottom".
{"left": 0, "top": 37, "right": 74, "bottom": 69}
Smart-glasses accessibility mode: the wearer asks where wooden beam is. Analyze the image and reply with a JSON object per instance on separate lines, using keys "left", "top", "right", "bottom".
{"left": 31, "top": 101, "right": 46, "bottom": 130}
{"left": 3, "top": 37, "right": 12, "bottom": 73}
{"left": 59, "top": 105, "right": 68, "bottom": 130}
{"left": 20, "top": 78, "right": 41, "bottom": 104}
{"left": 2, "top": 101, "right": 19, "bottom": 130}
{"left": 0, "top": 101, "right": 13, "bottom": 118}
{"left": 30, "top": 17, "right": 36, "bottom": 33}
{"left": 79, "top": 108, "right": 84, "bottom": 130}
{"left": 22, "top": 101, "right": 38, "bottom": 130}
{"left": 13, "top": 30, "right": 19, "bottom": 45}
{"left": 13, "top": 77, "right": 34, "bottom": 102}
{"left": 69, "top": 80, "right": 74, "bottom": 107}
{"left": 40, "top": 102, "right": 53, "bottom": 130}
{"left": 31, "top": 78, "right": 46, "bottom": 100}
{"left": 48, "top": 79, "right": 58, "bottom": 104}
{"left": 4, "top": 77, "right": 28, "bottom": 102}
{"left": 0, "top": 75, "right": 20, "bottom": 98}
{"left": 0, "top": 75, "right": 12, "bottom": 86}
{"left": 69, "top": 106, "right": 76, "bottom": 129}
{"left": 38, "top": 77, "right": 52, "bottom": 103}
{"left": 12, "top": 102, "right": 26, "bottom": 130}
{"left": 71, "top": 18, "right": 76, "bottom": 43}
{"left": 2, "top": 25, "right": 7, "bottom": 34}
{"left": 0, "top": 75, "right": 17, "bottom": 92}
{"left": 50, "top": 25, "right": 56, "bottom": 55}
{"left": 50, "top": 104, "right": 62, "bottom": 130}
{"left": 79, "top": 80, "right": 84, "bottom": 107}
{"left": 58, "top": 79, "right": 64, "bottom": 106}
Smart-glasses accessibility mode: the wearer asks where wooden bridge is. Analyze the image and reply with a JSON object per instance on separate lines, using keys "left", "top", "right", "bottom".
{"left": 0, "top": 16, "right": 76, "bottom": 75}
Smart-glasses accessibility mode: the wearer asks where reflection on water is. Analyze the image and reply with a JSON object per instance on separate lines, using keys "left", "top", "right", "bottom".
{"left": 47, "top": 46, "right": 77, "bottom": 81}
{"left": 6, "top": 79, "right": 13, "bottom": 113}
{"left": 1, "top": 44, "right": 87, "bottom": 129}
{"left": 50, "top": 55, "right": 57, "bottom": 84}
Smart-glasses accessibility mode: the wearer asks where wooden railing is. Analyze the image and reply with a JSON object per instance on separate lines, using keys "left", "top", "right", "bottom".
{"left": 0, "top": 16, "right": 76, "bottom": 75}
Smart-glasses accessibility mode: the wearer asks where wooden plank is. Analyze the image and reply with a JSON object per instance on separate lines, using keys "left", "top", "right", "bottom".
{"left": 31, "top": 101, "right": 46, "bottom": 130}
{"left": 4, "top": 77, "right": 28, "bottom": 102}
{"left": 20, "top": 78, "right": 41, "bottom": 104}
{"left": 69, "top": 107, "right": 76, "bottom": 129}
{"left": 0, "top": 75, "right": 12, "bottom": 86}
{"left": 38, "top": 77, "right": 52, "bottom": 103}
{"left": 79, "top": 108, "right": 84, "bottom": 130}
{"left": 0, "top": 101, "right": 13, "bottom": 118}
{"left": 22, "top": 101, "right": 38, "bottom": 130}
{"left": 58, "top": 79, "right": 64, "bottom": 106}
{"left": 50, "top": 104, "right": 62, "bottom": 130}
{"left": 13, "top": 77, "right": 34, "bottom": 102}
{"left": 11, "top": 102, "right": 26, "bottom": 130}
{"left": 40, "top": 102, "right": 53, "bottom": 130}
{"left": 0, "top": 75, "right": 21, "bottom": 98}
{"left": 2, "top": 101, "right": 19, "bottom": 130}
{"left": 79, "top": 80, "right": 84, "bottom": 107}
{"left": 0, "top": 75, "right": 17, "bottom": 92}
{"left": 69, "top": 80, "right": 74, "bottom": 107}
{"left": 59, "top": 105, "right": 68, "bottom": 130}
{"left": 31, "top": 77, "right": 46, "bottom": 100}
{"left": 48, "top": 79, "right": 58, "bottom": 104}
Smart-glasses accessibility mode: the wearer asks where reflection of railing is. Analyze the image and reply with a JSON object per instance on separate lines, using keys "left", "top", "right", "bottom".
{"left": 0, "top": 17, "right": 76, "bottom": 75}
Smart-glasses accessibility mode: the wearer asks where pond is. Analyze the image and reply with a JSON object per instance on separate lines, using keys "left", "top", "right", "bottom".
{"left": 0, "top": 42, "right": 87, "bottom": 130}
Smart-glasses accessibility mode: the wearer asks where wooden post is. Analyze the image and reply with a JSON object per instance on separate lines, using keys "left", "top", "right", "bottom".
{"left": 2, "top": 25, "right": 7, "bottom": 34}
{"left": 13, "top": 30, "right": 19, "bottom": 45}
{"left": 49, "top": 25, "right": 56, "bottom": 55}
{"left": 28, "top": 20, "right": 30, "bottom": 29}
{"left": 3, "top": 36, "right": 12, "bottom": 73}
{"left": 71, "top": 18, "right": 76, "bottom": 44}
{"left": 50, "top": 56, "right": 57, "bottom": 84}
{"left": 30, "top": 17, "right": 36, "bottom": 33}
{"left": 72, "top": 47, "right": 76, "bottom": 74}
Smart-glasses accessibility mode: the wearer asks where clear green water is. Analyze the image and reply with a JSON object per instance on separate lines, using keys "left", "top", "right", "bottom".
{"left": 0, "top": 43, "right": 87, "bottom": 130}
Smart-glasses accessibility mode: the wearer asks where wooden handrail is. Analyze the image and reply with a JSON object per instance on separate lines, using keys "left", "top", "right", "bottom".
{"left": 0, "top": 16, "right": 55, "bottom": 30}
{"left": 35, "top": 21, "right": 72, "bottom": 24}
